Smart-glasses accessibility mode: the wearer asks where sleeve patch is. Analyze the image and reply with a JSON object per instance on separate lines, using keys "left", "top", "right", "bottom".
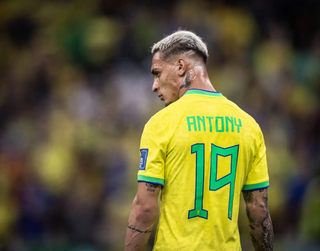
{"left": 139, "top": 149, "right": 149, "bottom": 170}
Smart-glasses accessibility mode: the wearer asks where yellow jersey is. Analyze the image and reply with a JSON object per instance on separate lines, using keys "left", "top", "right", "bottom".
{"left": 137, "top": 89, "right": 269, "bottom": 251}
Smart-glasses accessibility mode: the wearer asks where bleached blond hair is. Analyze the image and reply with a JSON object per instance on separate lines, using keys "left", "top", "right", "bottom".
{"left": 151, "top": 30, "right": 209, "bottom": 63}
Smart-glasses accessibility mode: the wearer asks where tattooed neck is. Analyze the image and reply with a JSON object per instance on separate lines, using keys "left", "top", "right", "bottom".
{"left": 180, "top": 72, "right": 191, "bottom": 89}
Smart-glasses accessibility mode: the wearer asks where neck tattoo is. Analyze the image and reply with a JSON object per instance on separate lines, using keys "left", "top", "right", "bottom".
{"left": 180, "top": 72, "right": 191, "bottom": 89}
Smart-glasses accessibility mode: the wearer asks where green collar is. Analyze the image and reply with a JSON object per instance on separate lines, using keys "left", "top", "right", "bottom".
{"left": 184, "top": 88, "right": 223, "bottom": 97}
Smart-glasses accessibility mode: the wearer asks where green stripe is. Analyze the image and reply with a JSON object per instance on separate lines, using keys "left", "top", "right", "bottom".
{"left": 137, "top": 175, "right": 164, "bottom": 186}
{"left": 184, "top": 89, "right": 223, "bottom": 97}
{"left": 242, "top": 181, "right": 269, "bottom": 191}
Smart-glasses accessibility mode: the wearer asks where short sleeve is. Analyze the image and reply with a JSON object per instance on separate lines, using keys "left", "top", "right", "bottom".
{"left": 137, "top": 117, "right": 167, "bottom": 186}
{"left": 242, "top": 125, "right": 270, "bottom": 191}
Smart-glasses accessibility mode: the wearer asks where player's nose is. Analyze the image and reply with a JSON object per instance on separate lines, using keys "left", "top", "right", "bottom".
{"left": 152, "top": 80, "right": 159, "bottom": 92}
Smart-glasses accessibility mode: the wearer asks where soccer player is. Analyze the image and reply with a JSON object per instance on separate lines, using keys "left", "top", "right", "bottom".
{"left": 125, "top": 30, "right": 274, "bottom": 251}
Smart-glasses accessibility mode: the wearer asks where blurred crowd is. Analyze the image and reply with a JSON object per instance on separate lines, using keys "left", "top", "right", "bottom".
{"left": 0, "top": 0, "right": 319, "bottom": 250}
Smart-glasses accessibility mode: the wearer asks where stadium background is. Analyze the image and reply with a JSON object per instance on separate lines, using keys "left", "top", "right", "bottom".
{"left": 0, "top": 0, "right": 319, "bottom": 250}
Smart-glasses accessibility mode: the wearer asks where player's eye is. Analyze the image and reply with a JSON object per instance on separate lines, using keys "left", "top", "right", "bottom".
{"left": 152, "top": 69, "right": 161, "bottom": 78}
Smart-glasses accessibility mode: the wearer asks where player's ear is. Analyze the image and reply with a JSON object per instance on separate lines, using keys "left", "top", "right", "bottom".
{"left": 177, "top": 58, "right": 187, "bottom": 77}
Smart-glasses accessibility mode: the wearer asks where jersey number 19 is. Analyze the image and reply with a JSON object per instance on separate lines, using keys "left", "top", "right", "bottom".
{"left": 188, "top": 143, "right": 239, "bottom": 220}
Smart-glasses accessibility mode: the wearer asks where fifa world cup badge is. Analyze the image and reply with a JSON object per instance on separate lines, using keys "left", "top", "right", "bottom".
{"left": 139, "top": 149, "right": 148, "bottom": 170}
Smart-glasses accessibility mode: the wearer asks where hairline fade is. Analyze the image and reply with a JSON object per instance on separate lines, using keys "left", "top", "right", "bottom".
{"left": 151, "top": 30, "right": 209, "bottom": 63}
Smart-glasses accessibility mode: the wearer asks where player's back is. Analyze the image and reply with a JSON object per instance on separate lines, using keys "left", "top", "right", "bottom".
{"left": 138, "top": 89, "right": 269, "bottom": 251}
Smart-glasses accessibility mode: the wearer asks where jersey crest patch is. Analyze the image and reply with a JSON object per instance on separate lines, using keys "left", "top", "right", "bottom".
{"left": 139, "top": 149, "right": 148, "bottom": 170}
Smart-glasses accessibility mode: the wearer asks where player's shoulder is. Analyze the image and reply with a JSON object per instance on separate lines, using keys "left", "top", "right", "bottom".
{"left": 151, "top": 98, "right": 184, "bottom": 121}
{"left": 224, "top": 98, "right": 261, "bottom": 131}
{"left": 145, "top": 98, "right": 185, "bottom": 128}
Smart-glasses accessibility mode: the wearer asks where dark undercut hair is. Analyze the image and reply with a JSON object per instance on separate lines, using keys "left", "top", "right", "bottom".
{"left": 151, "top": 30, "right": 209, "bottom": 63}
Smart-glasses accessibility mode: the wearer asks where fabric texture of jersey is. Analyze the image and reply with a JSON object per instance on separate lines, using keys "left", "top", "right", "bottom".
{"left": 137, "top": 89, "right": 269, "bottom": 251}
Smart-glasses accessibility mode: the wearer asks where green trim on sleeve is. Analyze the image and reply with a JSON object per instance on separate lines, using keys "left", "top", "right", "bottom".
{"left": 137, "top": 175, "right": 164, "bottom": 186}
{"left": 242, "top": 181, "right": 269, "bottom": 191}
